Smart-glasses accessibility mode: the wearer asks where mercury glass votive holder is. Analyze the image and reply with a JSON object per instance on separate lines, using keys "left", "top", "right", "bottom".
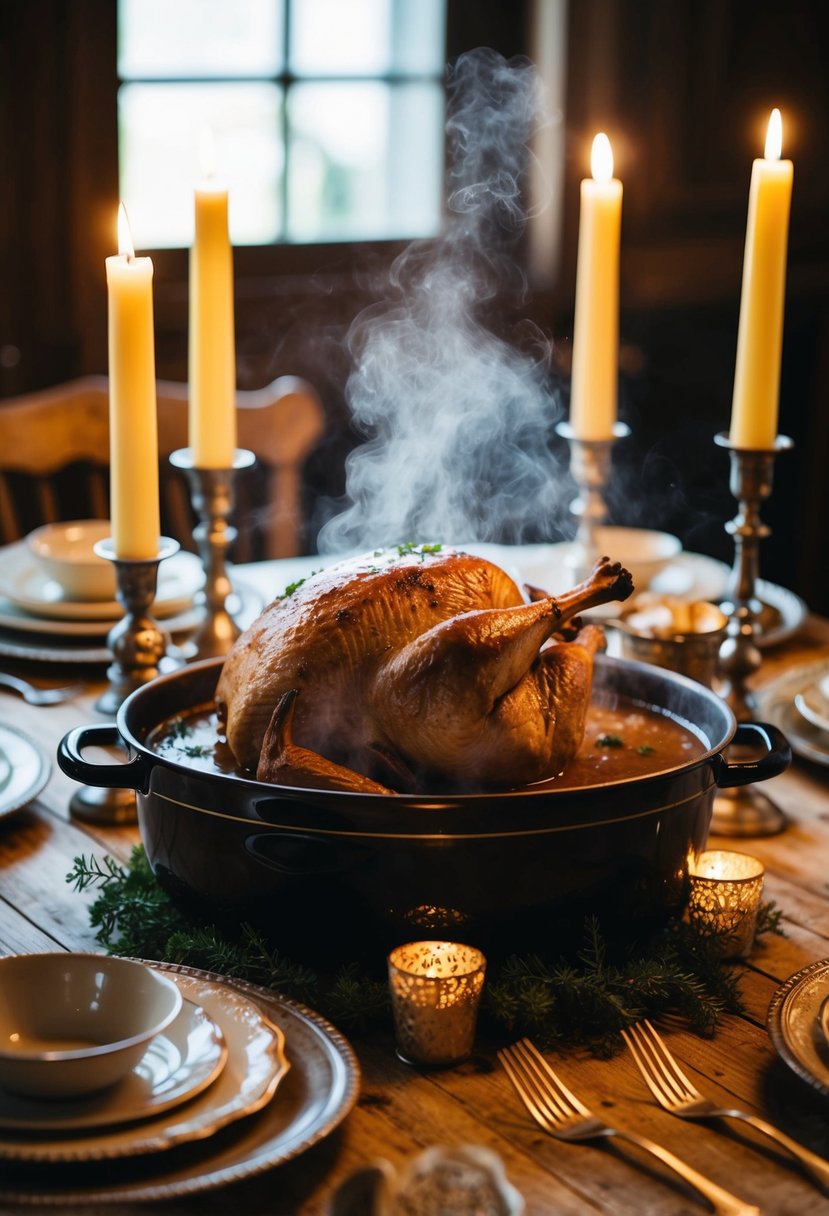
{"left": 387, "top": 941, "right": 487, "bottom": 1068}
{"left": 687, "top": 849, "right": 765, "bottom": 960}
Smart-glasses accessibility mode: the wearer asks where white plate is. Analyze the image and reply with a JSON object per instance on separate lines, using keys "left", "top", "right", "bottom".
{"left": 0, "top": 964, "right": 359, "bottom": 1207}
{"left": 0, "top": 968, "right": 289, "bottom": 1164}
{"left": 0, "top": 998, "right": 226, "bottom": 1132}
{"left": 768, "top": 958, "right": 829, "bottom": 1099}
{"left": 0, "top": 581, "right": 265, "bottom": 665}
{"left": 755, "top": 661, "right": 829, "bottom": 769}
{"left": 0, "top": 543, "right": 204, "bottom": 622}
{"left": 0, "top": 724, "right": 51, "bottom": 819}
{"left": 794, "top": 675, "right": 829, "bottom": 735}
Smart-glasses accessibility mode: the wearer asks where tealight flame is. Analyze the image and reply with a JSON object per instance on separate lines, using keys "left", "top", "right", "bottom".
{"left": 764, "top": 108, "right": 783, "bottom": 160}
{"left": 199, "top": 125, "right": 217, "bottom": 181}
{"left": 591, "top": 132, "right": 613, "bottom": 183}
{"left": 117, "top": 203, "right": 135, "bottom": 259}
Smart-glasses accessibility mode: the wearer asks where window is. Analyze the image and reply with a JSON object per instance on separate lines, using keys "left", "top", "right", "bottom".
{"left": 117, "top": 0, "right": 447, "bottom": 249}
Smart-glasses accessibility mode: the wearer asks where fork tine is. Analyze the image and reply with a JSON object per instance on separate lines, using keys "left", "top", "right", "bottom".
{"left": 621, "top": 1023, "right": 670, "bottom": 1106}
{"left": 499, "top": 1047, "right": 551, "bottom": 1128}
{"left": 510, "top": 1040, "right": 574, "bottom": 1123}
{"left": 637, "top": 1021, "right": 699, "bottom": 1101}
{"left": 517, "top": 1038, "right": 592, "bottom": 1118}
{"left": 622, "top": 1021, "right": 697, "bottom": 1107}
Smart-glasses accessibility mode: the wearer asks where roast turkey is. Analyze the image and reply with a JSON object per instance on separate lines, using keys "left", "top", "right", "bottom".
{"left": 215, "top": 546, "right": 633, "bottom": 793}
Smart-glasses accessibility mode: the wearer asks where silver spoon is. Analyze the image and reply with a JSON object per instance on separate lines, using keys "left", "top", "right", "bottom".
{"left": 0, "top": 672, "right": 84, "bottom": 706}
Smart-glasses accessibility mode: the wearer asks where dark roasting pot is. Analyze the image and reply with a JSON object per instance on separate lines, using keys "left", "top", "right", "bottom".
{"left": 58, "top": 656, "right": 790, "bottom": 962}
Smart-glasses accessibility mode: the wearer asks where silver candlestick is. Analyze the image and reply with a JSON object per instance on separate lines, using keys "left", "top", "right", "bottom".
{"left": 711, "top": 432, "right": 793, "bottom": 837}
{"left": 556, "top": 420, "right": 630, "bottom": 579}
{"left": 70, "top": 536, "right": 180, "bottom": 825}
{"left": 169, "top": 448, "right": 255, "bottom": 662}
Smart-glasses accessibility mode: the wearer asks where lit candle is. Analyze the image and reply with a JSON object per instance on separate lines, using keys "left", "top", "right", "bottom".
{"left": 189, "top": 132, "right": 237, "bottom": 467}
{"left": 569, "top": 133, "right": 623, "bottom": 440}
{"left": 105, "top": 205, "right": 161, "bottom": 559}
{"left": 387, "top": 941, "right": 486, "bottom": 1068}
{"left": 687, "top": 849, "right": 765, "bottom": 959}
{"left": 729, "top": 109, "right": 793, "bottom": 449}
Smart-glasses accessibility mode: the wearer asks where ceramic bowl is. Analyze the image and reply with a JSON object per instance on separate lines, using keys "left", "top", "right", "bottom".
{"left": 26, "top": 519, "right": 116, "bottom": 601}
{"left": 0, "top": 953, "right": 182, "bottom": 1098}
{"left": 589, "top": 525, "right": 682, "bottom": 591}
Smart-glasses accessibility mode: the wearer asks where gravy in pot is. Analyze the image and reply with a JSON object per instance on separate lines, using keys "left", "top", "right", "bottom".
{"left": 148, "top": 695, "right": 707, "bottom": 792}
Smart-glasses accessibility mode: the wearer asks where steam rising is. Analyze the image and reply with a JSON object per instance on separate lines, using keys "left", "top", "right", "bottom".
{"left": 317, "top": 49, "right": 568, "bottom": 555}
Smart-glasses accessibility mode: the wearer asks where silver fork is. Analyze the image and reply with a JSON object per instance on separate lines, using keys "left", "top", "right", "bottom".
{"left": 499, "top": 1038, "right": 760, "bottom": 1216}
{"left": 0, "top": 672, "right": 84, "bottom": 706}
{"left": 623, "top": 1018, "right": 829, "bottom": 1192}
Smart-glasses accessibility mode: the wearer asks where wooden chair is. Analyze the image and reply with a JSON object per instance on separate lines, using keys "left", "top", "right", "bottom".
{"left": 0, "top": 375, "right": 325, "bottom": 560}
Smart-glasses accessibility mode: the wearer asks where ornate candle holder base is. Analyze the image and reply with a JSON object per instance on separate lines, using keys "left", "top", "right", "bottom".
{"left": 170, "top": 448, "right": 255, "bottom": 662}
{"left": 70, "top": 784, "right": 137, "bottom": 826}
{"left": 68, "top": 538, "right": 181, "bottom": 826}
{"left": 710, "top": 785, "right": 786, "bottom": 838}
{"left": 556, "top": 420, "right": 630, "bottom": 581}
{"left": 713, "top": 432, "right": 792, "bottom": 838}
{"left": 93, "top": 537, "right": 181, "bottom": 717}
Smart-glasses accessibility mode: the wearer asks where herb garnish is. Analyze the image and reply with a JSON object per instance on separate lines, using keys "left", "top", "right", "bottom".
{"left": 596, "top": 734, "right": 624, "bottom": 748}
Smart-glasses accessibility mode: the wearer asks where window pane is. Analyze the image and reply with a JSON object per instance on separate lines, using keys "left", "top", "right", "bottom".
{"left": 118, "top": 0, "right": 284, "bottom": 79}
{"left": 119, "top": 83, "right": 283, "bottom": 248}
{"left": 287, "top": 81, "right": 444, "bottom": 241}
{"left": 290, "top": 0, "right": 446, "bottom": 77}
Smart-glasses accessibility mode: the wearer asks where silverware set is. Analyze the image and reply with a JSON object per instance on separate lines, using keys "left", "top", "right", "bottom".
{"left": 500, "top": 1020, "right": 829, "bottom": 1213}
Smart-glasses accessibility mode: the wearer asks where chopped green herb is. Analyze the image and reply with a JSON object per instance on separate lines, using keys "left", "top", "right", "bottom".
{"left": 179, "top": 743, "right": 213, "bottom": 758}
{"left": 282, "top": 569, "right": 323, "bottom": 598}
{"left": 394, "top": 542, "right": 443, "bottom": 561}
{"left": 637, "top": 744, "right": 656, "bottom": 756}
{"left": 597, "top": 734, "right": 624, "bottom": 748}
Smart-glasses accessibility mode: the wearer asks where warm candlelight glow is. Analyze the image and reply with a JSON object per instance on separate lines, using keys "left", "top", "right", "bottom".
{"left": 117, "top": 203, "right": 135, "bottom": 259}
{"left": 388, "top": 941, "right": 486, "bottom": 1067}
{"left": 568, "top": 132, "right": 623, "bottom": 440}
{"left": 765, "top": 107, "right": 783, "bottom": 161}
{"left": 728, "top": 105, "right": 793, "bottom": 449}
{"left": 106, "top": 209, "right": 160, "bottom": 559}
{"left": 591, "top": 132, "right": 614, "bottom": 183}
{"left": 688, "top": 850, "right": 765, "bottom": 959}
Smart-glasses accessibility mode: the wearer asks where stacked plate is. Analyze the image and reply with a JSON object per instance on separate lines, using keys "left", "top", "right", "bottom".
{"left": 0, "top": 539, "right": 262, "bottom": 665}
{"left": 756, "top": 660, "right": 829, "bottom": 768}
{"left": 0, "top": 962, "right": 360, "bottom": 1207}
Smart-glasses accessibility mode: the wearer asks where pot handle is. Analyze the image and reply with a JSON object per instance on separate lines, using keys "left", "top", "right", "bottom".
{"left": 57, "top": 724, "right": 150, "bottom": 792}
{"left": 714, "top": 722, "right": 792, "bottom": 788}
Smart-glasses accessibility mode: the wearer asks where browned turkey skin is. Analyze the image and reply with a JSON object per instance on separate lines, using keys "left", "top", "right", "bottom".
{"left": 215, "top": 547, "right": 633, "bottom": 794}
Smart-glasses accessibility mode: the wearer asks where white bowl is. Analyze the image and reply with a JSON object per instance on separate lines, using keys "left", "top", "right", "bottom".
{"left": 0, "top": 953, "right": 182, "bottom": 1099}
{"left": 589, "top": 525, "right": 682, "bottom": 591}
{"left": 27, "top": 520, "right": 116, "bottom": 601}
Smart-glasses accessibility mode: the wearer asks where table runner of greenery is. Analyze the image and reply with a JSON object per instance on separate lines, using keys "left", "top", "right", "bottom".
{"left": 67, "top": 847, "right": 782, "bottom": 1052}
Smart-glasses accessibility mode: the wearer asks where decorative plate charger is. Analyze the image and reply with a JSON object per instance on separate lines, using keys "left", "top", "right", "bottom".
{"left": 0, "top": 963, "right": 360, "bottom": 1207}
{"left": 767, "top": 957, "right": 829, "bottom": 1098}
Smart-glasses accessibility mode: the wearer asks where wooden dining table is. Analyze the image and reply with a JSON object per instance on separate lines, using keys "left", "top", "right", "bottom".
{"left": 1, "top": 556, "right": 829, "bottom": 1215}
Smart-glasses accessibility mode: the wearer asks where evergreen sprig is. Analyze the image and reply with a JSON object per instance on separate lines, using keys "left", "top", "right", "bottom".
{"left": 66, "top": 847, "right": 780, "bottom": 1045}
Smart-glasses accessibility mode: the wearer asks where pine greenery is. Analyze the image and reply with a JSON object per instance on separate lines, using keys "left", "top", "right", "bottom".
{"left": 66, "top": 846, "right": 782, "bottom": 1047}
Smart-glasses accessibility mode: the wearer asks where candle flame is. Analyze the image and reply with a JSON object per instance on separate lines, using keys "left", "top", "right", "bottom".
{"left": 764, "top": 108, "right": 783, "bottom": 160}
{"left": 199, "top": 126, "right": 217, "bottom": 180}
{"left": 591, "top": 133, "right": 613, "bottom": 183}
{"left": 117, "top": 203, "right": 135, "bottom": 259}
